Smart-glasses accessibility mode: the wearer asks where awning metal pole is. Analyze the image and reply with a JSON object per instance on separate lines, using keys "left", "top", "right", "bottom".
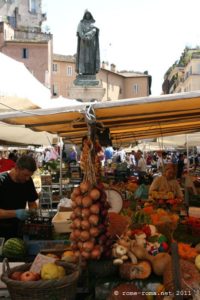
{"left": 186, "top": 134, "right": 189, "bottom": 172}
{"left": 59, "top": 137, "right": 63, "bottom": 197}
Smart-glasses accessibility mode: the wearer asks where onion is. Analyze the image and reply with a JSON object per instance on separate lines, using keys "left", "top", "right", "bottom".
{"left": 91, "top": 247, "right": 101, "bottom": 259}
{"left": 73, "top": 186, "right": 81, "bottom": 196}
{"left": 70, "top": 223, "right": 76, "bottom": 230}
{"left": 101, "top": 209, "right": 108, "bottom": 217}
{"left": 89, "top": 188, "right": 100, "bottom": 201}
{"left": 70, "top": 192, "right": 76, "bottom": 201}
{"left": 69, "top": 232, "right": 76, "bottom": 241}
{"left": 81, "top": 220, "right": 90, "bottom": 230}
{"left": 71, "top": 201, "right": 77, "bottom": 209}
{"left": 82, "top": 195, "right": 92, "bottom": 208}
{"left": 73, "top": 218, "right": 81, "bottom": 229}
{"left": 98, "top": 224, "right": 106, "bottom": 233}
{"left": 90, "top": 203, "right": 100, "bottom": 214}
{"left": 82, "top": 241, "right": 95, "bottom": 252}
{"left": 70, "top": 212, "right": 76, "bottom": 220}
{"left": 74, "top": 207, "right": 82, "bottom": 217}
{"left": 80, "top": 181, "right": 91, "bottom": 194}
{"left": 81, "top": 208, "right": 90, "bottom": 219}
{"left": 89, "top": 214, "right": 99, "bottom": 226}
{"left": 74, "top": 250, "right": 81, "bottom": 258}
{"left": 80, "top": 230, "right": 90, "bottom": 241}
{"left": 71, "top": 243, "right": 78, "bottom": 250}
{"left": 98, "top": 234, "right": 107, "bottom": 245}
{"left": 81, "top": 251, "right": 91, "bottom": 259}
{"left": 77, "top": 241, "right": 83, "bottom": 250}
{"left": 89, "top": 227, "right": 100, "bottom": 237}
{"left": 75, "top": 195, "right": 83, "bottom": 206}
{"left": 73, "top": 229, "right": 81, "bottom": 239}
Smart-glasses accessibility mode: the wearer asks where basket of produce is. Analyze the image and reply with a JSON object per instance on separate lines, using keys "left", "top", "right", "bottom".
{"left": 163, "top": 258, "right": 200, "bottom": 296}
{"left": 1, "top": 258, "right": 79, "bottom": 300}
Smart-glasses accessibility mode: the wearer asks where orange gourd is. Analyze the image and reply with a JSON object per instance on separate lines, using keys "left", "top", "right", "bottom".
{"left": 178, "top": 242, "right": 198, "bottom": 261}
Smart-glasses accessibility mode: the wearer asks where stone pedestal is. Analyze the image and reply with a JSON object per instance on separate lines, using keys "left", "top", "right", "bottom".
{"left": 69, "top": 75, "right": 105, "bottom": 102}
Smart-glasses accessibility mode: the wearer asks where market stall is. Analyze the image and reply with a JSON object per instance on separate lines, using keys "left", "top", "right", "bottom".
{"left": 1, "top": 91, "right": 200, "bottom": 299}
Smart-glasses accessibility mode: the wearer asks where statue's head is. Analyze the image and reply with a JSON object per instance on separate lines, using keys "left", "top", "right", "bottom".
{"left": 82, "top": 10, "right": 95, "bottom": 23}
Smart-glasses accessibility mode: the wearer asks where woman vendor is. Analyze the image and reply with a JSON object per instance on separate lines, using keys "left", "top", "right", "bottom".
{"left": 149, "top": 164, "right": 184, "bottom": 200}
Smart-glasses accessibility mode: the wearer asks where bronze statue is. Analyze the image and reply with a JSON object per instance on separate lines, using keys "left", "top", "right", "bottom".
{"left": 76, "top": 10, "right": 100, "bottom": 76}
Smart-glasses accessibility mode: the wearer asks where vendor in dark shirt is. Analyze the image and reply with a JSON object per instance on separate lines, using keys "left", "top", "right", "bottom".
{"left": 0, "top": 155, "right": 38, "bottom": 239}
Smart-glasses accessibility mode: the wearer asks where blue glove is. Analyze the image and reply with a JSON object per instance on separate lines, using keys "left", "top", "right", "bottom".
{"left": 16, "top": 209, "right": 30, "bottom": 221}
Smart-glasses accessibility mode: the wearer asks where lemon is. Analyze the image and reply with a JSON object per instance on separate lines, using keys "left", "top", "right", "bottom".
{"left": 41, "top": 262, "right": 65, "bottom": 280}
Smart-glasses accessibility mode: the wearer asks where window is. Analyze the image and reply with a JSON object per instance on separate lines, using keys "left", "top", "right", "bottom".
{"left": 52, "top": 84, "right": 58, "bottom": 96}
{"left": 22, "top": 48, "right": 29, "bottom": 59}
{"left": 197, "top": 64, "right": 200, "bottom": 74}
{"left": 133, "top": 84, "right": 139, "bottom": 94}
{"left": 29, "top": 0, "right": 37, "bottom": 14}
{"left": 52, "top": 63, "right": 58, "bottom": 72}
{"left": 66, "top": 66, "right": 73, "bottom": 76}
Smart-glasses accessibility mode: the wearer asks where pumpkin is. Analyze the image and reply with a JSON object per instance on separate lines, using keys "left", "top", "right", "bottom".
{"left": 148, "top": 252, "right": 171, "bottom": 276}
{"left": 119, "top": 261, "right": 151, "bottom": 280}
{"left": 130, "top": 243, "right": 171, "bottom": 276}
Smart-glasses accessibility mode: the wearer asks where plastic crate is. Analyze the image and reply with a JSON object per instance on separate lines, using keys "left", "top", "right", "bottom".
{"left": 52, "top": 211, "right": 72, "bottom": 233}
{"left": 22, "top": 216, "right": 53, "bottom": 240}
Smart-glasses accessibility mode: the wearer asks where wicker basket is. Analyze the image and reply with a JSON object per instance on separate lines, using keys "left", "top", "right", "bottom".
{"left": 1, "top": 258, "right": 79, "bottom": 300}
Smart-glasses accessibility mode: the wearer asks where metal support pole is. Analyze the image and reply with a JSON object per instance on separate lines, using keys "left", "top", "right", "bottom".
{"left": 59, "top": 137, "right": 63, "bottom": 197}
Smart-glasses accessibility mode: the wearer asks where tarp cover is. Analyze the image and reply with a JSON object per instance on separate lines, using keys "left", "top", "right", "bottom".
{"left": 1, "top": 89, "right": 200, "bottom": 145}
{"left": 0, "top": 52, "right": 51, "bottom": 111}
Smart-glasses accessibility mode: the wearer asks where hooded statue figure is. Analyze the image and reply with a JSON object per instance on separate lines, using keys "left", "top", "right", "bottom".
{"left": 76, "top": 10, "right": 100, "bottom": 75}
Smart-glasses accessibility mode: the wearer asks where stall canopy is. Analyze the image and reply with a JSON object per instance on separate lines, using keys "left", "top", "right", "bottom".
{"left": 0, "top": 122, "right": 57, "bottom": 146}
{"left": 0, "top": 52, "right": 51, "bottom": 112}
{"left": 157, "top": 133, "right": 200, "bottom": 147}
{"left": 0, "top": 90, "right": 200, "bottom": 145}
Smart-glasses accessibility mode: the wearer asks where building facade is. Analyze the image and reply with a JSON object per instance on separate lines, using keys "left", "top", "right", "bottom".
{"left": 0, "top": 0, "right": 151, "bottom": 101}
{"left": 0, "top": 0, "right": 53, "bottom": 89}
{"left": 52, "top": 55, "right": 151, "bottom": 100}
{"left": 162, "top": 47, "right": 200, "bottom": 94}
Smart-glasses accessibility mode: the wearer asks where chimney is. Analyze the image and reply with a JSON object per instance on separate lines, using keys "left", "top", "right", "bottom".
{"left": 102, "top": 61, "right": 109, "bottom": 69}
{"left": 110, "top": 63, "right": 116, "bottom": 72}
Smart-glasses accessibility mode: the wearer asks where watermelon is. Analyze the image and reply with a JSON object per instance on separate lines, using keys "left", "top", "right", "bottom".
{"left": 2, "top": 238, "right": 27, "bottom": 259}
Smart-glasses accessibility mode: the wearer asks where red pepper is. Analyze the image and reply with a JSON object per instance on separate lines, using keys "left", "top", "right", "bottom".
{"left": 142, "top": 225, "right": 151, "bottom": 237}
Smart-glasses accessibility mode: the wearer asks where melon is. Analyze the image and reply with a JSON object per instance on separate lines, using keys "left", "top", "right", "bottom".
{"left": 2, "top": 238, "right": 27, "bottom": 259}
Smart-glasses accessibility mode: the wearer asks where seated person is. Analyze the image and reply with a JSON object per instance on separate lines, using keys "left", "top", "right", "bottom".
{"left": 149, "top": 164, "right": 183, "bottom": 200}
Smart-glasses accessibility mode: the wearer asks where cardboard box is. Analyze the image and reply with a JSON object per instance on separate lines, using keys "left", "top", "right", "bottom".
{"left": 52, "top": 211, "right": 72, "bottom": 233}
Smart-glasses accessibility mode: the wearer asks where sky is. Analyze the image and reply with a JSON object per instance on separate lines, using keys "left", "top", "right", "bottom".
{"left": 42, "top": 0, "right": 200, "bottom": 96}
